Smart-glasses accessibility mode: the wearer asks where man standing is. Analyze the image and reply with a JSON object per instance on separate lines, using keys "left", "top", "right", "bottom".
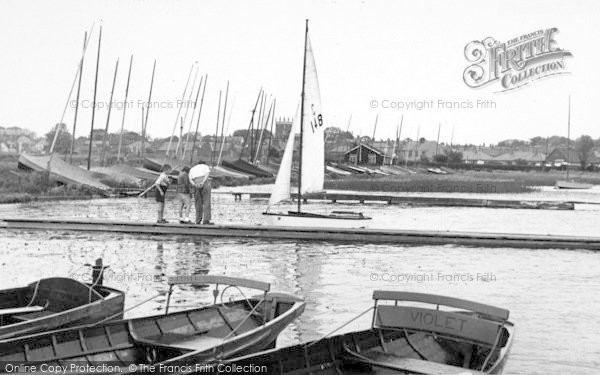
{"left": 176, "top": 166, "right": 192, "bottom": 223}
{"left": 189, "top": 162, "right": 212, "bottom": 224}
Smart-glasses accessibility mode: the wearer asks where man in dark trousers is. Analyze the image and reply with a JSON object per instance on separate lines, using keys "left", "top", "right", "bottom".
{"left": 189, "top": 162, "right": 212, "bottom": 224}
{"left": 176, "top": 166, "right": 192, "bottom": 223}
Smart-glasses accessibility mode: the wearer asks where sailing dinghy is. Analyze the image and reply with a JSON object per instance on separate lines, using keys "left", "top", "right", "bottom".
{"left": 263, "top": 20, "right": 371, "bottom": 228}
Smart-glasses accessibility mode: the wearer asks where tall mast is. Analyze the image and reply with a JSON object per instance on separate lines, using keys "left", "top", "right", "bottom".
{"left": 217, "top": 82, "right": 230, "bottom": 166}
{"left": 298, "top": 19, "right": 309, "bottom": 213}
{"left": 371, "top": 114, "right": 378, "bottom": 146}
{"left": 101, "top": 58, "right": 119, "bottom": 166}
{"left": 176, "top": 68, "right": 199, "bottom": 158}
{"left": 396, "top": 115, "right": 403, "bottom": 165}
{"left": 211, "top": 90, "right": 222, "bottom": 166}
{"left": 165, "top": 63, "right": 195, "bottom": 160}
{"left": 190, "top": 74, "right": 208, "bottom": 165}
{"left": 87, "top": 26, "right": 102, "bottom": 171}
{"left": 141, "top": 107, "right": 145, "bottom": 158}
{"left": 251, "top": 91, "right": 264, "bottom": 163}
{"left": 142, "top": 60, "right": 156, "bottom": 161}
{"left": 70, "top": 31, "right": 87, "bottom": 163}
{"left": 266, "top": 99, "right": 276, "bottom": 166}
{"left": 182, "top": 74, "right": 204, "bottom": 162}
{"left": 435, "top": 122, "right": 441, "bottom": 156}
{"left": 51, "top": 24, "right": 94, "bottom": 158}
{"left": 566, "top": 95, "right": 571, "bottom": 180}
{"left": 117, "top": 55, "right": 133, "bottom": 162}
{"left": 239, "top": 88, "right": 262, "bottom": 160}
{"left": 255, "top": 97, "right": 273, "bottom": 164}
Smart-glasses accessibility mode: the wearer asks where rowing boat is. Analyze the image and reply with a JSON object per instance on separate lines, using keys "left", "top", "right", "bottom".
{"left": 0, "top": 277, "right": 124, "bottom": 341}
{"left": 555, "top": 180, "right": 593, "bottom": 190}
{"left": 206, "top": 290, "right": 514, "bottom": 374}
{"left": 0, "top": 275, "right": 305, "bottom": 373}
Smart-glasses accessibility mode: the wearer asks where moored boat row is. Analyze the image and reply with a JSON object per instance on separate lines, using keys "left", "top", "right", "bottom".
{"left": 0, "top": 268, "right": 514, "bottom": 374}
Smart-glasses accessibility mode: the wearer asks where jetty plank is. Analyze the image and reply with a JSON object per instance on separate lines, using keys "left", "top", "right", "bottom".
{"left": 1, "top": 218, "right": 599, "bottom": 250}
{"left": 240, "top": 192, "right": 575, "bottom": 210}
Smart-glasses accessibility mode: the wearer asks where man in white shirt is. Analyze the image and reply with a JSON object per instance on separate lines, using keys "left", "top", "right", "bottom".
{"left": 189, "top": 162, "right": 212, "bottom": 224}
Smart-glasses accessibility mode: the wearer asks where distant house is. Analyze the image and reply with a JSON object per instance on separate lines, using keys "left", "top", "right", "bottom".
{"left": 462, "top": 148, "right": 495, "bottom": 165}
{"left": 125, "top": 141, "right": 144, "bottom": 155}
{"left": 344, "top": 144, "right": 385, "bottom": 165}
{"left": 325, "top": 142, "right": 353, "bottom": 162}
{"left": 546, "top": 147, "right": 600, "bottom": 168}
{"left": 16, "top": 135, "right": 33, "bottom": 153}
{"left": 396, "top": 140, "right": 440, "bottom": 162}
{"left": 490, "top": 150, "right": 546, "bottom": 166}
{"left": 0, "top": 141, "right": 17, "bottom": 154}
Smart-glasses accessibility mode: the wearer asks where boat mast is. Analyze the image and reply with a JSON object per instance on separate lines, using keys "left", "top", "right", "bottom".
{"left": 566, "top": 95, "right": 571, "bottom": 180}
{"left": 182, "top": 74, "right": 203, "bottom": 162}
{"left": 117, "top": 55, "right": 133, "bottom": 163}
{"left": 435, "top": 122, "right": 441, "bottom": 156}
{"left": 211, "top": 90, "right": 222, "bottom": 166}
{"left": 219, "top": 81, "right": 230, "bottom": 166}
{"left": 395, "top": 115, "right": 403, "bottom": 165}
{"left": 298, "top": 19, "right": 309, "bottom": 213}
{"left": 165, "top": 63, "right": 195, "bottom": 161}
{"left": 142, "top": 60, "right": 156, "bottom": 162}
{"left": 70, "top": 31, "right": 87, "bottom": 164}
{"left": 239, "top": 88, "right": 262, "bottom": 161}
{"left": 101, "top": 58, "right": 119, "bottom": 166}
{"left": 371, "top": 114, "right": 378, "bottom": 146}
{"left": 190, "top": 74, "right": 208, "bottom": 165}
{"left": 266, "top": 99, "right": 276, "bottom": 166}
{"left": 87, "top": 26, "right": 102, "bottom": 171}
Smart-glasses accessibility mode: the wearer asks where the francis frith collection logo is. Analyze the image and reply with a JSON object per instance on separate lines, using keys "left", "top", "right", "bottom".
{"left": 463, "top": 28, "right": 572, "bottom": 92}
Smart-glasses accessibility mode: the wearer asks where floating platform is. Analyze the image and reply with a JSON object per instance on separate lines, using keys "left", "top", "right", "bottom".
{"left": 240, "top": 192, "right": 575, "bottom": 210}
{"left": 2, "top": 218, "right": 599, "bottom": 250}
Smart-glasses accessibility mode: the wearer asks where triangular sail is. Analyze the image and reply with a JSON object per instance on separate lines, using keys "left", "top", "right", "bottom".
{"left": 267, "top": 103, "right": 299, "bottom": 209}
{"left": 300, "top": 35, "right": 325, "bottom": 195}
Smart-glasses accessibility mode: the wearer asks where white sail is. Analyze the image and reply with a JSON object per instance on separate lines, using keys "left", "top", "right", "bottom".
{"left": 267, "top": 104, "right": 299, "bottom": 209}
{"left": 300, "top": 35, "right": 325, "bottom": 195}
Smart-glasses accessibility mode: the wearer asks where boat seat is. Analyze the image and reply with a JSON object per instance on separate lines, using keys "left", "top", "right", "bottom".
{"left": 0, "top": 305, "right": 47, "bottom": 317}
{"left": 142, "top": 332, "right": 225, "bottom": 351}
{"left": 358, "top": 355, "right": 480, "bottom": 375}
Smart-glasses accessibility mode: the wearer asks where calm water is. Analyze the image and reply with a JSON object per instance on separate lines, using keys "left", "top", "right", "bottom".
{"left": 1, "top": 189, "right": 599, "bottom": 374}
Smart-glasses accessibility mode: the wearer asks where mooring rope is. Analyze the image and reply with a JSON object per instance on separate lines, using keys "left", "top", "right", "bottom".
{"left": 306, "top": 305, "right": 374, "bottom": 348}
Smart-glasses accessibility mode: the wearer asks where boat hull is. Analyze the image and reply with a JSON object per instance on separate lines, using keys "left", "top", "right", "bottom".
{"left": 206, "top": 325, "right": 513, "bottom": 374}
{"left": 263, "top": 211, "right": 372, "bottom": 229}
{"left": 555, "top": 180, "right": 593, "bottom": 189}
{"left": 0, "top": 278, "right": 124, "bottom": 341}
{"left": 0, "top": 293, "right": 305, "bottom": 373}
{"left": 222, "top": 160, "right": 273, "bottom": 178}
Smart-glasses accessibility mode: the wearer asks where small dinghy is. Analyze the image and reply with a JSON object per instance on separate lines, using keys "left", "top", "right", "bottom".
{"left": 0, "top": 277, "right": 124, "bottom": 341}
{"left": 208, "top": 290, "right": 514, "bottom": 374}
{"left": 0, "top": 275, "right": 305, "bottom": 373}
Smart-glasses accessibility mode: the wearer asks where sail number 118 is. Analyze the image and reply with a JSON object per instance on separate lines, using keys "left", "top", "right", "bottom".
{"left": 309, "top": 104, "right": 323, "bottom": 133}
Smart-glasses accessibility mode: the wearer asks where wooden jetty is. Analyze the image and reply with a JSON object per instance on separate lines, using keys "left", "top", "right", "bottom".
{"left": 234, "top": 192, "right": 575, "bottom": 210}
{"left": 2, "top": 218, "right": 599, "bottom": 250}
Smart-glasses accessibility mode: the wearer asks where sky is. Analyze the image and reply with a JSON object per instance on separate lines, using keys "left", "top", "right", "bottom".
{"left": 1, "top": 0, "right": 599, "bottom": 145}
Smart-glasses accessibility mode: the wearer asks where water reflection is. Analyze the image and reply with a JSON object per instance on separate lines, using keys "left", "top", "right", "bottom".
{"left": 1, "top": 195, "right": 600, "bottom": 374}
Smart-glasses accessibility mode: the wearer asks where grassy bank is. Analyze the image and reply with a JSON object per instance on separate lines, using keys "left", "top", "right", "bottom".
{"left": 324, "top": 170, "right": 600, "bottom": 194}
